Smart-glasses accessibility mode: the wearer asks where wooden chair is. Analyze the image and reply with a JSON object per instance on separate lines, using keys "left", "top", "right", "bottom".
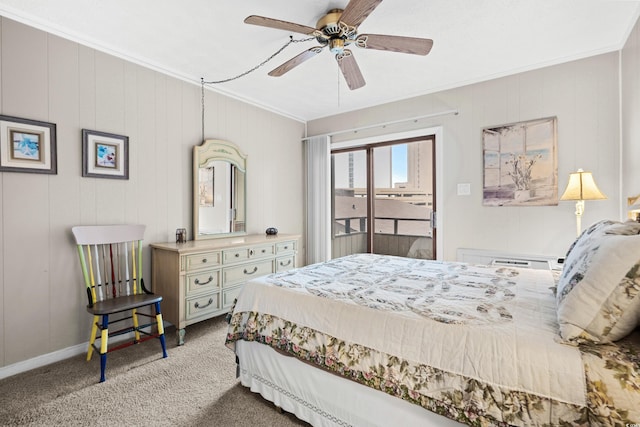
{"left": 72, "top": 224, "right": 168, "bottom": 382}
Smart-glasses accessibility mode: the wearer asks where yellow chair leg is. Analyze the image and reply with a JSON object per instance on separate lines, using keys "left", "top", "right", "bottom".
{"left": 156, "top": 313, "right": 165, "bottom": 335}
{"left": 132, "top": 308, "right": 141, "bottom": 342}
{"left": 87, "top": 315, "right": 99, "bottom": 361}
{"left": 99, "top": 314, "right": 109, "bottom": 383}
{"left": 100, "top": 327, "right": 108, "bottom": 354}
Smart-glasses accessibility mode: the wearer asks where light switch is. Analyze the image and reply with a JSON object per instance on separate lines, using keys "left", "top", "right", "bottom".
{"left": 457, "top": 183, "right": 471, "bottom": 196}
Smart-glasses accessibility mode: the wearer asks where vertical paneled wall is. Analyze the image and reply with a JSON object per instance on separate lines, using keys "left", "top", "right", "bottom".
{"left": 621, "top": 17, "right": 640, "bottom": 207}
{"left": 308, "top": 53, "right": 622, "bottom": 261}
{"left": 0, "top": 18, "right": 305, "bottom": 368}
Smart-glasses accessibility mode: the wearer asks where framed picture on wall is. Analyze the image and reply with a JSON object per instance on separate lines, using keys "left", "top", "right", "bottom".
{"left": 82, "top": 129, "right": 129, "bottom": 179}
{"left": 0, "top": 115, "right": 57, "bottom": 174}
{"left": 482, "top": 117, "right": 558, "bottom": 206}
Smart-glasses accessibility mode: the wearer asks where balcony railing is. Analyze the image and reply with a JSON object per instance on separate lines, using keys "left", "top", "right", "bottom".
{"left": 335, "top": 216, "right": 431, "bottom": 237}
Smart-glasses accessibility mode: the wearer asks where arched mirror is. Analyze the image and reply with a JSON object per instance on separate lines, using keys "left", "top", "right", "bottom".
{"left": 193, "top": 139, "right": 247, "bottom": 240}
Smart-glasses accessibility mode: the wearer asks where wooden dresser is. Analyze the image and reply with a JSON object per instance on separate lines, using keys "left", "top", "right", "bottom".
{"left": 150, "top": 233, "right": 299, "bottom": 345}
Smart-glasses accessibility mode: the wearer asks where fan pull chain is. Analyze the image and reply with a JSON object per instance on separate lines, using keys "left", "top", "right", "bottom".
{"left": 200, "top": 36, "right": 312, "bottom": 140}
{"left": 202, "top": 36, "right": 314, "bottom": 85}
{"left": 337, "top": 66, "right": 341, "bottom": 108}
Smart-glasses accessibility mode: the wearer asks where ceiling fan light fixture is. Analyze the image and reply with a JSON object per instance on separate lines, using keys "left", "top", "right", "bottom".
{"left": 330, "top": 38, "right": 345, "bottom": 54}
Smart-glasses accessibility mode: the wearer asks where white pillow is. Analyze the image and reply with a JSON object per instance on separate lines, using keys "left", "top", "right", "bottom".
{"left": 556, "top": 220, "right": 640, "bottom": 344}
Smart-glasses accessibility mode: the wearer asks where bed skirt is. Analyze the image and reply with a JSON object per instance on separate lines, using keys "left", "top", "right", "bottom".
{"left": 235, "top": 340, "right": 463, "bottom": 427}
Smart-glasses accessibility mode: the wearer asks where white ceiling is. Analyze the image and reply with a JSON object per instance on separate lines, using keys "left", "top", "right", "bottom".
{"left": 0, "top": 0, "right": 638, "bottom": 122}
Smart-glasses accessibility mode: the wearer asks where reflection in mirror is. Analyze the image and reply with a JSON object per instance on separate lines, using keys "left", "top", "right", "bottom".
{"left": 193, "top": 140, "right": 247, "bottom": 240}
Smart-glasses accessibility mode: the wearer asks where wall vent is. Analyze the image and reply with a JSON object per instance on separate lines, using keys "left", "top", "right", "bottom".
{"left": 457, "top": 248, "right": 561, "bottom": 270}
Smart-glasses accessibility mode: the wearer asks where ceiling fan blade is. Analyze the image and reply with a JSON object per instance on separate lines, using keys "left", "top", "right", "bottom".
{"left": 268, "top": 46, "right": 325, "bottom": 77}
{"left": 244, "top": 15, "right": 317, "bottom": 35}
{"left": 339, "top": 0, "right": 383, "bottom": 28}
{"left": 335, "top": 50, "right": 365, "bottom": 90}
{"left": 357, "top": 34, "right": 433, "bottom": 55}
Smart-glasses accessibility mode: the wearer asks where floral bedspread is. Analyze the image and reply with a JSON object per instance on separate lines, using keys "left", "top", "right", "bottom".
{"left": 225, "top": 253, "right": 640, "bottom": 426}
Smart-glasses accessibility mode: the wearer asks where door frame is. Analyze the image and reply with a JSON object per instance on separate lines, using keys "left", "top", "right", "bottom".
{"left": 330, "top": 126, "right": 444, "bottom": 260}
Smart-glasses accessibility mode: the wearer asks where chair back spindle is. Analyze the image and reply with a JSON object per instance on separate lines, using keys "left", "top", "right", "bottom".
{"left": 73, "top": 225, "right": 147, "bottom": 305}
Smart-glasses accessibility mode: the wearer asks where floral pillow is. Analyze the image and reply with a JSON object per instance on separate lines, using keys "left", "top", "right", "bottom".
{"left": 562, "top": 219, "right": 615, "bottom": 263}
{"left": 556, "top": 220, "right": 640, "bottom": 344}
{"left": 604, "top": 220, "right": 640, "bottom": 235}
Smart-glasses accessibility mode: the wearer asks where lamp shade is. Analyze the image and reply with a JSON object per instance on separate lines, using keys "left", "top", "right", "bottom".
{"left": 560, "top": 169, "right": 607, "bottom": 201}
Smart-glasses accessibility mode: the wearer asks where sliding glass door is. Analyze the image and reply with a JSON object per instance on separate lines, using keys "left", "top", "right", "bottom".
{"left": 332, "top": 149, "right": 369, "bottom": 255}
{"left": 332, "top": 136, "right": 435, "bottom": 259}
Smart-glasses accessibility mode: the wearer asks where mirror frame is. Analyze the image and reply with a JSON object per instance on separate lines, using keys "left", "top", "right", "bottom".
{"left": 193, "top": 139, "right": 247, "bottom": 240}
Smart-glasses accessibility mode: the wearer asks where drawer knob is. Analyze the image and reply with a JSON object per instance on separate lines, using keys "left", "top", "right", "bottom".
{"left": 280, "top": 260, "right": 292, "bottom": 267}
{"left": 249, "top": 249, "right": 254, "bottom": 256}
{"left": 235, "top": 253, "right": 240, "bottom": 258}
{"left": 261, "top": 249, "right": 266, "bottom": 253}
{"left": 202, "top": 258, "right": 207, "bottom": 263}
{"left": 194, "top": 276, "right": 214, "bottom": 286}
{"left": 284, "top": 246, "right": 289, "bottom": 250}
{"left": 194, "top": 298, "right": 214, "bottom": 309}
{"left": 244, "top": 266, "right": 258, "bottom": 275}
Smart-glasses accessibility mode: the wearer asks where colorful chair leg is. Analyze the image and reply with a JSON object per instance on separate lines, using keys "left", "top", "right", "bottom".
{"left": 87, "top": 315, "right": 99, "bottom": 361}
{"left": 100, "top": 314, "right": 109, "bottom": 383}
{"left": 131, "top": 308, "right": 141, "bottom": 343}
{"left": 156, "top": 302, "right": 168, "bottom": 358}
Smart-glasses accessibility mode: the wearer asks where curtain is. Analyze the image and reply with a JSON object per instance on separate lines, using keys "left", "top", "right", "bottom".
{"left": 304, "top": 135, "right": 331, "bottom": 264}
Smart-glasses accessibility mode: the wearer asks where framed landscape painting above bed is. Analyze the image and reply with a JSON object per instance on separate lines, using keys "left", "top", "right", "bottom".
{"left": 482, "top": 117, "right": 558, "bottom": 206}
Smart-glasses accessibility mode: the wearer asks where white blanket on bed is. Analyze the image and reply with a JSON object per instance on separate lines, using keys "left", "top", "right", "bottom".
{"left": 232, "top": 253, "right": 585, "bottom": 408}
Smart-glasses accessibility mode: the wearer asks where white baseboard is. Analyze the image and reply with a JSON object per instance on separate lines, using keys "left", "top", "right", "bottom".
{"left": 0, "top": 342, "right": 89, "bottom": 380}
{"left": 0, "top": 328, "right": 158, "bottom": 381}
{"left": 0, "top": 318, "right": 176, "bottom": 381}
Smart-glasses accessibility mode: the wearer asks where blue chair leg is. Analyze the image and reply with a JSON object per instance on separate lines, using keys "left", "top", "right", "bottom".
{"left": 99, "top": 314, "right": 109, "bottom": 383}
{"left": 155, "top": 302, "right": 168, "bottom": 358}
{"left": 160, "top": 335, "right": 168, "bottom": 358}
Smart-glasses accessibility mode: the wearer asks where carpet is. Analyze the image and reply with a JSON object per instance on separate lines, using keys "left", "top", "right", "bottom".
{"left": 0, "top": 316, "right": 308, "bottom": 427}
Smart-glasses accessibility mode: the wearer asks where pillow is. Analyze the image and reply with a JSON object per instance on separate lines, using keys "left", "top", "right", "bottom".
{"left": 556, "top": 220, "right": 640, "bottom": 344}
{"left": 563, "top": 219, "right": 615, "bottom": 262}
{"left": 604, "top": 220, "right": 640, "bottom": 235}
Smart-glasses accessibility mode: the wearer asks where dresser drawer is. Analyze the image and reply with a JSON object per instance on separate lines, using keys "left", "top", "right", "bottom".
{"left": 186, "top": 270, "right": 220, "bottom": 294}
{"left": 185, "top": 292, "right": 220, "bottom": 320}
{"left": 249, "top": 244, "right": 275, "bottom": 259}
{"left": 222, "top": 285, "right": 243, "bottom": 309}
{"left": 223, "top": 248, "right": 250, "bottom": 263}
{"left": 276, "top": 241, "right": 295, "bottom": 254}
{"left": 185, "top": 251, "right": 221, "bottom": 271}
{"left": 223, "top": 259, "right": 274, "bottom": 286}
{"left": 276, "top": 255, "right": 295, "bottom": 272}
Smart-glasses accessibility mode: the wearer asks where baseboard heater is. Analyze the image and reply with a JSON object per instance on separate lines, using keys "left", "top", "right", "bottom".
{"left": 456, "top": 248, "right": 561, "bottom": 270}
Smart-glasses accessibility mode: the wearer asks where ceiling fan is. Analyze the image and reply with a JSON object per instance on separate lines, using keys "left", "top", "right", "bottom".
{"left": 244, "top": 0, "right": 433, "bottom": 90}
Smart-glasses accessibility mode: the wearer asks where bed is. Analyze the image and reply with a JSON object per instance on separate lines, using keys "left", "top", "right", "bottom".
{"left": 225, "top": 219, "right": 640, "bottom": 426}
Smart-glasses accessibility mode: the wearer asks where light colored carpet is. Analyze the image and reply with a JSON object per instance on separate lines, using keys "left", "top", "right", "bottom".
{"left": 0, "top": 316, "right": 309, "bottom": 427}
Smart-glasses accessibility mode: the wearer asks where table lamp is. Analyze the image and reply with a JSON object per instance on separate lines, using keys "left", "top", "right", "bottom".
{"left": 560, "top": 168, "right": 607, "bottom": 236}
{"left": 628, "top": 200, "right": 640, "bottom": 222}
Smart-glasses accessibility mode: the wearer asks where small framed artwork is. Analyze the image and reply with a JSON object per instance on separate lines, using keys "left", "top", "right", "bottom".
{"left": 82, "top": 129, "right": 129, "bottom": 179}
{"left": 0, "top": 115, "right": 57, "bottom": 174}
